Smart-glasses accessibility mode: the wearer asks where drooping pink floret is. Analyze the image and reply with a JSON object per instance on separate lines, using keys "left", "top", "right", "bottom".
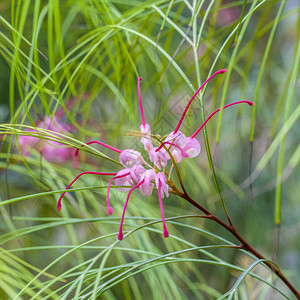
{"left": 169, "top": 148, "right": 184, "bottom": 163}
{"left": 130, "top": 164, "right": 146, "bottom": 185}
{"left": 156, "top": 131, "right": 188, "bottom": 164}
{"left": 114, "top": 169, "right": 133, "bottom": 192}
{"left": 149, "top": 147, "right": 168, "bottom": 169}
{"left": 117, "top": 171, "right": 170, "bottom": 240}
{"left": 182, "top": 137, "right": 201, "bottom": 158}
{"left": 155, "top": 172, "right": 169, "bottom": 199}
{"left": 56, "top": 72, "right": 255, "bottom": 242}
{"left": 119, "top": 149, "right": 145, "bottom": 168}
{"left": 140, "top": 124, "right": 153, "bottom": 151}
{"left": 139, "top": 169, "right": 156, "bottom": 196}
{"left": 165, "top": 131, "right": 187, "bottom": 148}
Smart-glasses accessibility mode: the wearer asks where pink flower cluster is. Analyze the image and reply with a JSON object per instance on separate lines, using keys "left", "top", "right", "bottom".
{"left": 57, "top": 69, "right": 254, "bottom": 240}
{"left": 18, "top": 116, "right": 76, "bottom": 162}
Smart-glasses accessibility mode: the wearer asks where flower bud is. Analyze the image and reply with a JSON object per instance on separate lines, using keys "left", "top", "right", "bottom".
{"left": 119, "top": 149, "right": 145, "bottom": 168}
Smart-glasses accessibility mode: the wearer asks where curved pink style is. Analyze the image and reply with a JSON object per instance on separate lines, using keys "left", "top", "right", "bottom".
{"left": 57, "top": 171, "right": 117, "bottom": 211}
{"left": 155, "top": 141, "right": 188, "bottom": 158}
{"left": 118, "top": 179, "right": 145, "bottom": 240}
{"left": 106, "top": 172, "right": 131, "bottom": 215}
{"left": 137, "top": 77, "right": 145, "bottom": 126}
{"left": 54, "top": 73, "right": 256, "bottom": 242}
{"left": 191, "top": 101, "right": 254, "bottom": 138}
{"left": 75, "top": 141, "right": 122, "bottom": 157}
{"left": 174, "top": 69, "right": 227, "bottom": 134}
{"left": 157, "top": 180, "right": 169, "bottom": 238}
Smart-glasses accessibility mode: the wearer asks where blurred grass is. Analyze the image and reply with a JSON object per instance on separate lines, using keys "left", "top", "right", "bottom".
{"left": 0, "top": 0, "right": 300, "bottom": 299}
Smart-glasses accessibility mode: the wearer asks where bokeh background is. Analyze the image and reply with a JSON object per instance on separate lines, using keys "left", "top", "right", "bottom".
{"left": 0, "top": 0, "right": 299, "bottom": 299}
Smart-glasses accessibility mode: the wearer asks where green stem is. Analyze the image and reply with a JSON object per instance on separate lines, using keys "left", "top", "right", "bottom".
{"left": 192, "top": 0, "right": 232, "bottom": 226}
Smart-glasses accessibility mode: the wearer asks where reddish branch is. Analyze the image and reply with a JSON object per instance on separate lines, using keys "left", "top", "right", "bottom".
{"left": 172, "top": 187, "right": 300, "bottom": 299}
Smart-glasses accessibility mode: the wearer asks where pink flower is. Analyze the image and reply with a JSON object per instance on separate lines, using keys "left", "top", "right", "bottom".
{"left": 148, "top": 147, "right": 168, "bottom": 169}
{"left": 139, "top": 169, "right": 156, "bottom": 196}
{"left": 18, "top": 117, "right": 75, "bottom": 163}
{"left": 130, "top": 165, "right": 146, "bottom": 185}
{"left": 18, "top": 133, "right": 39, "bottom": 156}
{"left": 113, "top": 169, "right": 132, "bottom": 192}
{"left": 182, "top": 137, "right": 201, "bottom": 158}
{"left": 119, "top": 149, "right": 145, "bottom": 168}
{"left": 58, "top": 70, "right": 254, "bottom": 241}
{"left": 140, "top": 124, "right": 153, "bottom": 151}
{"left": 165, "top": 131, "right": 187, "bottom": 148}
{"left": 155, "top": 172, "right": 169, "bottom": 198}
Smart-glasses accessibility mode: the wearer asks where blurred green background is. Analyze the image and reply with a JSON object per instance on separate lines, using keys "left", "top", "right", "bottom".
{"left": 0, "top": 0, "right": 299, "bottom": 299}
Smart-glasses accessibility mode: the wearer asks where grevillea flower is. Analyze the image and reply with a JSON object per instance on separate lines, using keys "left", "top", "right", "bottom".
{"left": 155, "top": 172, "right": 169, "bottom": 199}
{"left": 139, "top": 170, "right": 156, "bottom": 196}
{"left": 148, "top": 147, "right": 168, "bottom": 169}
{"left": 113, "top": 169, "right": 132, "bottom": 192}
{"left": 119, "top": 149, "right": 145, "bottom": 168}
{"left": 182, "top": 137, "right": 201, "bottom": 158}
{"left": 58, "top": 70, "right": 254, "bottom": 240}
{"left": 17, "top": 95, "right": 90, "bottom": 162}
{"left": 18, "top": 116, "right": 76, "bottom": 163}
{"left": 140, "top": 124, "right": 153, "bottom": 151}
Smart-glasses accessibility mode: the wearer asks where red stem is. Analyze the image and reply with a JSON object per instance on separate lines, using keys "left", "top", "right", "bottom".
{"left": 178, "top": 190, "right": 300, "bottom": 299}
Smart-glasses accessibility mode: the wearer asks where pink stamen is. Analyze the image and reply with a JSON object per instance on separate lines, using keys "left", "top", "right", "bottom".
{"left": 118, "top": 179, "right": 145, "bottom": 240}
{"left": 57, "top": 171, "right": 117, "bottom": 211}
{"left": 157, "top": 181, "right": 169, "bottom": 238}
{"left": 137, "top": 77, "right": 145, "bottom": 126}
{"left": 191, "top": 101, "right": 254, "bottom": 139}
{"left": 75, "top": 141, "right": 122, "bottom": 156}
{"left": 106, "top": 172, "right": 131, "bottom": 215}
{"left": 155, "top": 141, "right": 188, "bottom": 158}
{"left": 174, "top": 69, "right": 227, "bottom": 133}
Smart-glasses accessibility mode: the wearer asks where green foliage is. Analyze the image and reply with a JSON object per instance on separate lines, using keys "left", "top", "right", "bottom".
{"left": 0, "top": 0, "right": 299, "bottom": 299}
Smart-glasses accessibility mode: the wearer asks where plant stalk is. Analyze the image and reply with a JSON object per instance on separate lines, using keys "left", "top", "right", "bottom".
{"left": 176, "top": 189, "right": 300, "bottom": 299}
